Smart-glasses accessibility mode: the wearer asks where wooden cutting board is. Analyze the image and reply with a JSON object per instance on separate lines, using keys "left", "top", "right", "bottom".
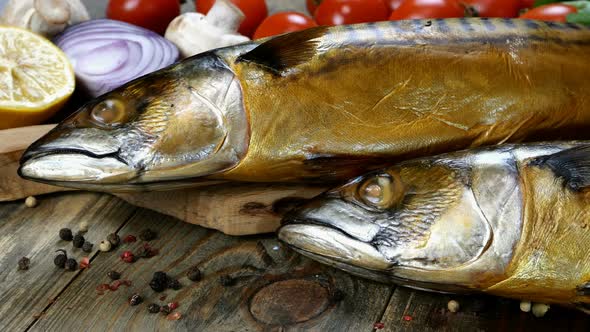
{"left": 0, "top": 125, "right": 326, "bottom": 235}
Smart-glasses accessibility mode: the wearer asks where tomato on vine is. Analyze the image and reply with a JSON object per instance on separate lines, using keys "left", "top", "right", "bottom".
{"left": 107, "top": 0, "right": 180, "bottom": 35}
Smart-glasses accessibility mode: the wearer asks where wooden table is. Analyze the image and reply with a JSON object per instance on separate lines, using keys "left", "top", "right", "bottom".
{"left": 1, "top": 192, "right": 590, "bottom": 331}
{"left": 2, "top": 1, "right": 590, "bottom": 330}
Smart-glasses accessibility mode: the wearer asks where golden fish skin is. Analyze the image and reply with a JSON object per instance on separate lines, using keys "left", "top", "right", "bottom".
{"left": 279, "top": 142, "right": 590, "bottom": 309}
{"left": 219, "top": 19, "right": 590, "bottom": 183}
{"left": 19, "top": 19, "right": 590, "bottom": 190}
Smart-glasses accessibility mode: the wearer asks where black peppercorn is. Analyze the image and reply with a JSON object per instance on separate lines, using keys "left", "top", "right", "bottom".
{"left": 107, "top": 271, "right": 121, "bottom": 280}
{"left": 160, "top": 304, "right": 172, "bottom": 315}
{"left": 18, "top": 257, "right": 30, "bottom": 270}
{"left": 139, "top": 228, "right": 157, "bottom": 241}
{"left": 59, "top": 228, "right": 73, "bottom": 241}
{"left": 187, "top": 266, "right": 201, "bottom": 282}
{"left": 65, "top": 258, "right": 77, "bottom": 271}
{"left": 82, "top": 241, "right": 93, "bottom": 253}
{"left": 153, "top": 271, "right": 168, "bottom": 283}
{"left": 107, "top": 233, "right": 120, "bottom": 247}
{"left": 219, "top": 275, "right": 236, "bottom": 287}
{"left": 167, "top": 279, "right": 182, "bottom": 290}
{"left": 54, "top": 249, "right": 67, "bottom": 268}
{"left": 149, "top": 279, "right": 166, "bottom": 292}
{"left": 149, "top": 271, "right": 168, "bottom": 292}
{"left": 72, "top": 234, "right": 85, "bottom": 248}
{"left": 129, "top": 294, "right": 143, "bottom": 306}
{"left": 148, "top": 303, "right": 160, "bottom": 314}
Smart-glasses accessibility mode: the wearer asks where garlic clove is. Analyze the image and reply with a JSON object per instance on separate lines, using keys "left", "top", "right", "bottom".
{"left": 34, "top": 0, "right": 70, "bottom": 25}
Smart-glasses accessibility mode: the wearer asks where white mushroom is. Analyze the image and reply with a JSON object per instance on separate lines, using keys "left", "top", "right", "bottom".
{"left": 0, "top": 0, "right": 89, "bottom": 37}
{"left": 165, "top": 0, "right": 250, "bottom": 58}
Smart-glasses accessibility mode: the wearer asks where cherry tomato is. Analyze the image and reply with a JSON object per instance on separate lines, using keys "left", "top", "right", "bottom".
{"left": 518, "top": 0, "right": 535, "bottom": 10}
{"left": 315, "top": 0, "right": 391, "bottom": 26}
{"left": 307, "top": 0, "right": 323, "bottom": 15}
{"left": 461, "top": 0, "right": 520, "bottom": 18}
{"left": 253, "top": 12, "right": 318, "bottom": 39}
{"left": 389, "top": 0, "right": 464, "bottom": 20}
{"left": 196, "top": 0, "right": 268, "bottom": 37}
{"left": 387, "top": 0, "right": 404, "bottom": 11}
{"left": 519, "top": 3, "right": 577, "bottom": 22}
{"left": 107, "top": 0, "right": 180, "bottom": 35}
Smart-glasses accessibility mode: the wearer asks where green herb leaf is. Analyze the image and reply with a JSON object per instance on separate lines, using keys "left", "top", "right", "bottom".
{"left": 567, "top": 12, "right": 590, "bottom": 25}
{"left": 535, "top": 0, "right": 589, "bottom": 7}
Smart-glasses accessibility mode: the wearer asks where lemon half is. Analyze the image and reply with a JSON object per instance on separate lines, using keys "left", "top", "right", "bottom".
{"left": 0, "top": 26, "right": 75, "bottom": 129}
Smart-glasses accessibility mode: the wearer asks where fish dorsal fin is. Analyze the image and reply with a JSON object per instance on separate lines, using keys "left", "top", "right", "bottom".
{"left": 236, "top": 26, "right": 329, "bottom": 75}
{"left": 532, "top": 145, "right": 590, "bottom": 191}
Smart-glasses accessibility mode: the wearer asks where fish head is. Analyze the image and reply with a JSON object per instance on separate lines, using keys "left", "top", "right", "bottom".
{"left": 19, "top": 52, "right": 249, "bottom": 190}
{"left": 279, "top": 159, "right": 493, "bottom": 289}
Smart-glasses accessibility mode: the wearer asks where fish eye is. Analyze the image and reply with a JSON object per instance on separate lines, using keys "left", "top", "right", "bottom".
{"left": 357, "top": 173, "right": 404, "bottom": 209}
{"left": 91, "top": 99, "right": 127, "bottom": 127}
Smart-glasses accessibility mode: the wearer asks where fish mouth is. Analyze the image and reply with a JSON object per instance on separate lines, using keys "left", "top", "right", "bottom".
{"left": 278, "top": 211, "right": 393, "bottom": 272}
{"left": 19, "top": 147, "right": 137, "bottom": 185}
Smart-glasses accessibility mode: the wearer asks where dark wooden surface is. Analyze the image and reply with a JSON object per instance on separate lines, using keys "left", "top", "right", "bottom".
{"left": 1, "top": 192, "right": 590, "bottom": 332}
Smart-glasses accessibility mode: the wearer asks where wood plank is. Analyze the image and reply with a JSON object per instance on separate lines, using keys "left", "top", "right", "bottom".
{"left": 0, "top": 192, "right": 137, "bottom": 331}
{"left": 116, "top": 184, "right": 325, "bottom": 235}
{"left": 376, "top": 286, "right": 590, "bottom": 332}
{"left": 29, "top": 205, "right": 393, "bottom": 331}
{"left": 0, "top": 125, "right": 66, "bottom": 202}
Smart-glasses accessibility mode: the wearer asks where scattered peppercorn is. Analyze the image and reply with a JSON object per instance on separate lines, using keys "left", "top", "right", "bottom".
{"left": 129, "top": 294, "right": 143, "bottom": 306}
{"left": 374, "top": 322, "right": 385, "bottom": 330}
{"left": 99, "top": 240, "right": 112, "bottom": 252}
{"left": 167, "top": 302, "right": 179, "bottom": 310}
{"left": 123, "top": 235, "right": 137, "bottom": 243}
{"left": 107, "top": 233, "right": 120, "bottom": 247}
{"left": 78, "top": 221, "right": 89, "bottom": 233}
{"left": 520, "top": 301, "right": 532, "bottom": 313}
{"left": 187, "top": 266, "right": 201, "bottom": 282}
{"left": 139, "top": 228, "right": 157, "bottom": 241}
{"left": 167, "top": 279, "right": 182, "bottom": 290}
{"left": 148, "top": 303, "right": 161, "bottom": 313}
{"left": 532, "top": 303, "right": 550, "bottom": 317}
{"left": 150, "top": 280, "right": 166, "bottom": 293}
{"left": 65, "top": 258, "right": 77, "bottom": 271}
{"left": 25, "top": 196, "right": 37, "bottom": 208}
{"left": 160, "top": 304, "right": 173, "bottom": 315}
{"left": 136, "top": 243, "right": 158, "bottom": 258}
{"left": 79, "top": 257, "right": 90, "bottom": 269}
{"left": 18, "top": 257, "right": 30, "bottom": 270}
{"left": 219, "top": 275, "right": 236, "bottom": 287}
{"left": 153, "top": 271, "right": 168, "bottom": 283}
{"left": 59, "top": 228, "right": 73, "bottom": 241}
{"left": 54, "top": 249, "right": 67, "bottom": 268}
{"left": 107, "top": 271, "right": 121, "bottom": 280}
{"left": 403, "top": 315, "right": 413, "bottom": 321}
{"left": 72, "top": 234, "right": 85, "bottom": 248}
{"left": 447, "top": 300, "right": 460, "bottom": 313}
{"left": 120, "top": 251, "right": 135, "bottom": 263}
{"left": 82, "top": 241, "right": 94, "bottom": 253}
{"left": 166, "top": 312, "right": 182, "bottom": 321}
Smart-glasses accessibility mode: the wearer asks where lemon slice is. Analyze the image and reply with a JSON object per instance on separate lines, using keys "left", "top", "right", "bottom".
{"left": 0, "top": 26, "right": 75, "bottom": 129}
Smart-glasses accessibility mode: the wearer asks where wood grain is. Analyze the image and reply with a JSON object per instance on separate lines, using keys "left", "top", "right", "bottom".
{"left": 0, "top": 192, "right": 137, "bottom": 331}
{"left": 377, "top": 286, "right": 590, "bottom": 332}
{"left": 116, "top": 184, "right": 325, "bottom": 235}
{"left": 0, "top": 125, "right": 66, "bottom": 202}
{"left": 29, "top": 203, "right": 393, "bottom": 331}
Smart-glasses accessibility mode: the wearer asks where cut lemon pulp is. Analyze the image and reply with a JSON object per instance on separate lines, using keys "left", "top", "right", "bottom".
{"left": 0, "top": 26, "right": 75, "bottom": 129}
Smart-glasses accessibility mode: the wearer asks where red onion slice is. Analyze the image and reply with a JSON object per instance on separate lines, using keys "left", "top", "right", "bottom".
{"left": 54, "top": 19, "right": 179, "bottom": 97}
